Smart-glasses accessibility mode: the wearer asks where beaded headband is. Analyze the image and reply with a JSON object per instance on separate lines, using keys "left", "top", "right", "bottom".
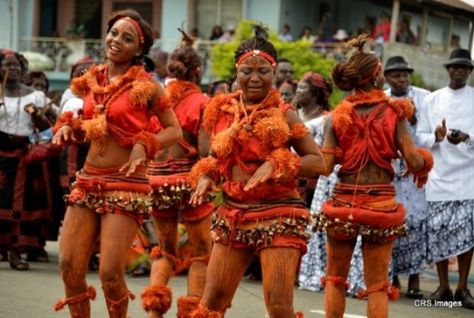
{"left": 119, "top": 16, "right": 145, "bottom": 46}
{"left": 236, "top": 50, "right": 276, "bottom": 67}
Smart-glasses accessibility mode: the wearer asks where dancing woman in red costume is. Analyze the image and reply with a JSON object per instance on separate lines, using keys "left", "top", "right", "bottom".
{"left": 315, "top": 34, "right": 433, "bottom": 318}
{"left": 189, "top": 25, "right": 326, "bottom": 318}
{"left": 52, "top": 10, "right": 182, "bottom": 318}
{"left": 141, "top": 30, "right": 213, "bottom": 318}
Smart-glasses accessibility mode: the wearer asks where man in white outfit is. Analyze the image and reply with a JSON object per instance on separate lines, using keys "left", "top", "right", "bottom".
{"left": 416, "top": 48, "right": 474, "bottom": 309}
{"left": 384, "top": 56, "right": 430, "bottom": 300}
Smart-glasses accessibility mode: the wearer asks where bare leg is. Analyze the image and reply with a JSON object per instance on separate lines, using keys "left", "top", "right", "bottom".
{"left": 150, "top": 216, "right": 179, "bottom": 286}
{"left": 184, "top": 215, "right": 212, "bottom": 297}
{"left": 143, "top": 216, "right": 178, "bottom": 318}
{"left": 99, "top": 213, "right": 139, "bottom": 318}
{"left": 58, "top": 206, "right": 100, "bottom": 318}
{"left": 176, "top": 215, "right": 213, "bottom": 317}
{"left": 325, "top": 235, "right": 356, "bottom": 318}
{"left": 260, "top": 247, "right": 301, "bottom": 318}
{"left": 361, "top": 240, "right": 393, "bottom": 318}
{"left": 199, "top": 243, "right": 254, "bottom": 312}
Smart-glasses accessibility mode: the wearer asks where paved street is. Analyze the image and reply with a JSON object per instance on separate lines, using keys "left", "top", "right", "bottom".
{"left": 0, "top": 241, "right": 473, "bottom": 318}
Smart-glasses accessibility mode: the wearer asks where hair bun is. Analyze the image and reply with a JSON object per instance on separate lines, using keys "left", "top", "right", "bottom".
{"left": 252, "top": 24, "right": 269, "bottom": 41}
{"left": 167, "top": 60, "right": 187, "bottom": 78}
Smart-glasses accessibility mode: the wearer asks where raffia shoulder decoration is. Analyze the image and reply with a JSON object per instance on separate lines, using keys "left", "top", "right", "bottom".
{"left": 75, "top": 65, "right": 160, "bottom": 142}
{"left": 202, "top": 91, "right": 240, "bottom": 134}
{"left": 387, "top": 98, "right": 414, "bottom": 120}
{"left": 290, "top": 123, "right": 310, "bottom": 139}
{"left": 166, "top": 80, "right": 201, "bottom": 108}
{"left": 70, "top": 65, "right": 98, "bottom": 97}
{"left": 129, "top": 78, "right": 163, "bottom": 109}
{"left": 206, "top": 89, "right": 291, "bottom": 159}
{"left": 332, "top": 89, "right": 389, "bottom": 134}
{"left": 71, "top": 64, "right": 161, "bottom": 109}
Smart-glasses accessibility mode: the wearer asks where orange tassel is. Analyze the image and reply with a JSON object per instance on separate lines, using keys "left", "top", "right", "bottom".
{"left": 333, "top": 89, "right": 389, "bottom": 134}
{"left": 54, "top": 286, "right": 96, "bottom": 311}
{"left": 81, "top": 113, "right": 107, "bottom": 141}
{"left": 389, "top": 98, "right": 414, "bottom": 120}
{"left": 188, "top": 157, "right": 219, "bottom": 188}
{"left": 202, "top": 93, "right": 239, "bottom": 134}
{"left": 177, "top": 295, "right": 201, "bottom": 318}
{"left": 70, "top": 70, "right": 92, "bottom": 97}
{"left": 253, "top": 108, "right": 290, "bottom": 149}
{"left": 357, "top": 281, "right": 399, "bottom": 300}
{"left": 190, "top": 304, "right": 224, "bottom": 318}
{"left": 106, "top": 290, "right": 135, "bottom": 312}
{"left": 267, "top": 148, "right": 301, "bottom": 183}
{"left": 141, "top": 285, "right": 172, "bottom": 314}
{"left": 291, "top": 122, "right": 310, "bottom": 140}
{"left": 129, "top": 80, "right": 161, "bottom": 109}
{"left": 166, "top": 80, "right": 202, "bottom": 108}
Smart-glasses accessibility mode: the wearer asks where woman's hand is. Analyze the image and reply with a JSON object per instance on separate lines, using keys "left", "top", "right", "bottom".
{"left": 189, "top": 175, "right": 215, "bottom": 206}
{"left": 244, "top": 161, "right": 273, "bottom": 191}
{"left": 120, "top": 143, "right": 147, "bottom": 177}
{"left": 52, "top": 125, "right": 75, "bottom": 145}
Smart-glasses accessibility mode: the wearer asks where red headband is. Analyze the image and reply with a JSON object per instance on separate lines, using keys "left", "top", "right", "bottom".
{"left": 119, "top": 16, "right": 144, "bottom": 46}
{"left": 236, "top": 50, "right": 276, "bottom": 67}
{"left": 302, "top": 72, "right": 326, "bottom": 90}
{"left": 1, "top": 49, "right": 15, "bottom": 57}
{"left": 358, "top": 62, "right": 381, "bottom": 85}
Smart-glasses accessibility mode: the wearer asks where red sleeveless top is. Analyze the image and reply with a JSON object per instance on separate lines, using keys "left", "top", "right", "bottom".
{"left": 332, "top": 90, "right": 414, "bottom": 178}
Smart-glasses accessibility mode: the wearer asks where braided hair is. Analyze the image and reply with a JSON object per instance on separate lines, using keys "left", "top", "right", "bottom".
{"left": 167, "top": 28, "right": 202, "bottom": 82}
{"left": 107, "top": 9, "right": 154, "bottom": 64}
{"left": 234, "top": 24, "right": 277, "bottom": 64}
{"left": 331, "top": 34, "right": 380, "bottom": 91}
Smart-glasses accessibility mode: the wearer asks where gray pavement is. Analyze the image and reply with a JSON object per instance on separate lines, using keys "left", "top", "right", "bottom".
{"left": 0, "top": 241, "right": 473, "bottom": 318}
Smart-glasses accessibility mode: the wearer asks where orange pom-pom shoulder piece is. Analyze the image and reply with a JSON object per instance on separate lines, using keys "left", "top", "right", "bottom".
{"left": 266, "top": 148, "right": 302, "bottom": 183}
{"left": 129, "top": 80, "right": 161, "bottom": 109}
{"left": 188, "top": 157, "right": 219, "bottom": 188}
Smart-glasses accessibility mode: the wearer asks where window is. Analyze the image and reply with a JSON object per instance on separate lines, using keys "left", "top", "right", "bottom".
{"left": 195, "top": 0, "right": 242, "bottom": 40}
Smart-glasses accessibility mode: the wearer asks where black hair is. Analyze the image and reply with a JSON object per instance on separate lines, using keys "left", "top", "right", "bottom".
{"left": 107, "top": 9, "right": 154, "bottom": 64}
{"left": 23, "top": 71, "right": 49, "bottom": 91}
{"left": 277, "top": 58, "right": 291, "bottom": 65}
{"left": 208, "top": 79, "right": 230, "bottom": 96}
{"left": 0, "top": 50, "right": 28, "bottom": 73}
{"left": 234, "top": 24, "right": 277, "bottom": 64}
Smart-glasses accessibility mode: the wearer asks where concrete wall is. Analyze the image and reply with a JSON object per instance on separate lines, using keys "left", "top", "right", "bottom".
{"left": 279, "top": 0, "right": 319, "bottom": 39}
{"left": 160, "top": 0, "right": 188, "bottom": 52}
{"left": 383, "top": 42, "right": 474, "bottom": 90}
{"left": 244, "top": 0, "right": 281, "bottom": 32}
{"left": 0, "top": 0, "right": 35, "bottom": 51}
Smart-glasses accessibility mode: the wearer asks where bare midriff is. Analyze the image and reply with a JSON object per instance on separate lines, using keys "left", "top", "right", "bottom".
{"left": 339, "top": 160, "right": 392, "bottom": 185}
{"left": 85, "top": 134, "right": 132, "bottom": 168}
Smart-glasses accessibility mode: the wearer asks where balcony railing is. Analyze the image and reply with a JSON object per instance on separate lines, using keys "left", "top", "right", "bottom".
{"left": 19, "top": 37, "right": 105, "bottom": 72}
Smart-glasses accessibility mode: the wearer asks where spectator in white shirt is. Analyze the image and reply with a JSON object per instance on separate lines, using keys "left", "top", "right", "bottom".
{"left": 278, "top": 24, "right": 293, "bottom": 42}
{"left": 384, "top": 56, "right": 430, "bottom": 300}
{"left": 416, "top": 48, "right": 474, "bottom": 309}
